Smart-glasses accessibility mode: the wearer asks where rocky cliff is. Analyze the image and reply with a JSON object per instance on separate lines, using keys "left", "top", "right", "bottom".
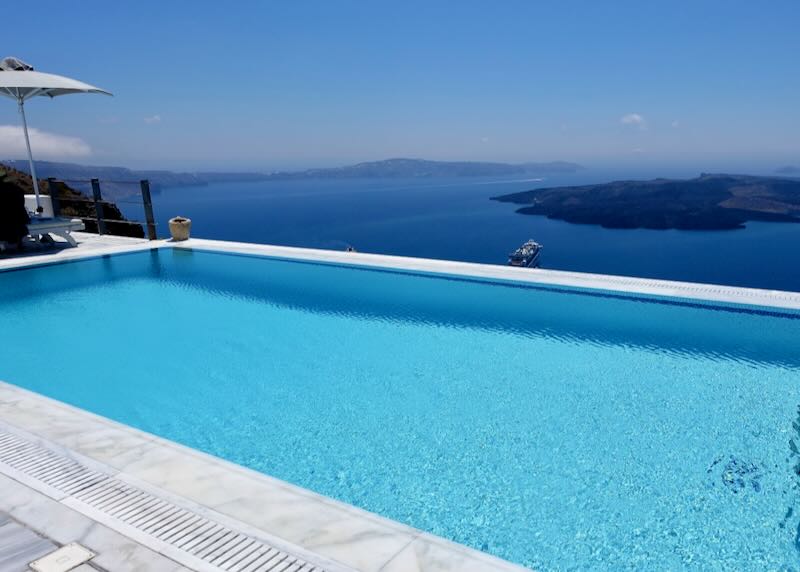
{"left": 0, "top": 163, "right": 144, "bottom": 238}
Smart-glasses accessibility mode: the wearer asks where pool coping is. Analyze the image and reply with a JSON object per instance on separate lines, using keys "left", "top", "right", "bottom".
{"left": 2, "top": 232, "right": 800, "bottom": 311}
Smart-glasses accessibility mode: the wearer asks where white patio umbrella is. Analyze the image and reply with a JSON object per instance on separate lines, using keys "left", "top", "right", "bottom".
{"left": 0, "top": 57, "right": 111, "bottom": 212}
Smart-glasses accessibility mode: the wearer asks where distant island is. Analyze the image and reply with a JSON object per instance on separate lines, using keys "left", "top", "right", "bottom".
{"left": 2, "top": 158, "right": 583, "bottom": 199}
{"left": 492, "top": 173, "right": 800, "bottom": 230}
{"left": 259, "top": 158, "right": 583, "bottom": 180}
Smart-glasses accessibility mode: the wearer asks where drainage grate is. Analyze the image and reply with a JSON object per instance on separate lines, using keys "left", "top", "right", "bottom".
{"left": 0, "top": 430, "right": 350, "bottom": 572}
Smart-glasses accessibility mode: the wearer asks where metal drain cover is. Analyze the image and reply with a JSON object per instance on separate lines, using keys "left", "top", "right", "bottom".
{"left": 29, "top": 542, "right": 95, "bottom": 572}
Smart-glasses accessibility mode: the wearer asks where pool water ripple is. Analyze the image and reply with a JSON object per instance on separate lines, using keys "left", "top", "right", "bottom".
{"left": 1, "top": 248, "right": 799, "bottom": 570}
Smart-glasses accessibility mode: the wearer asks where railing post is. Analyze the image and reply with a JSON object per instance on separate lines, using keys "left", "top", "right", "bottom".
{"left": 139, "top": 180, "right": 157, "bottom": 240}
{"left": 46, "top": 177, "right": 61, "bottom": 217}
{"left": 90, "top": 178, "right": 107, "bottom": 235}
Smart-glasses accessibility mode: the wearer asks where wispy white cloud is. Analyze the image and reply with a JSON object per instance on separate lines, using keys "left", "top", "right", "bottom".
{"left": 671, "top": 120, "right": 680, "bottom": 128}
{"left": 620, "top": 113, "right": 646, "bottom": 129}
{"left": 144, "top": 115, "right": 161, "bottom": 124}
{"left": 0, "top": 125, "right": 91, "bottom": 159}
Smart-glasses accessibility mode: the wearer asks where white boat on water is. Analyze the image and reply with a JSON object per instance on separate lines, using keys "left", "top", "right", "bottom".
{"left": 508, "top": 239, "right": 542, "bottom": 268}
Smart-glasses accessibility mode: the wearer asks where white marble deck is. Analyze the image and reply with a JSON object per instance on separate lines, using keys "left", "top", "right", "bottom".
{"left": 0, "top": 517, "right": 98, "bottom": 572}
{"left": 0, "top": 232, "right": 151, "bottom": 272}
{"left": 0, "top": 470, "right": 191, "bottom": 572}
{"left": 1, "top": 231, "right": 799, "bottom": 572}
{"left": 0, "top": 423, "right": 353, "bottom": 572}
{"left": 0, "top": 513, "right": 59, "bottom": 572}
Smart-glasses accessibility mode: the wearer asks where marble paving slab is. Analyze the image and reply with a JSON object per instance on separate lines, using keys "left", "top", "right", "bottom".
{"left": 0, "top": 515, "right": 58, "bottom": 572}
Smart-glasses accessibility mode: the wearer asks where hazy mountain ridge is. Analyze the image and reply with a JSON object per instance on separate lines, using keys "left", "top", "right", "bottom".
{"left": 263, "top": 158, "right": 583, "bottom": 179}
{"left": 3, "top": 158, "right": 583, "bottom": 199}
{"left": 1, "top": 160, "right": 207, "bottom": 199}
{"left": 493, "top": 173, "right": 800, "bottom": 230}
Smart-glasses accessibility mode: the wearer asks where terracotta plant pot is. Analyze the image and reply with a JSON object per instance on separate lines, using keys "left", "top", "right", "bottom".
{"left": 168, "top": 216, "right": 192, "bottom": 241}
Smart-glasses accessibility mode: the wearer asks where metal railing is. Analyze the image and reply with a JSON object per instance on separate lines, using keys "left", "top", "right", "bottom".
{"left": 46, "top": 177, "right": 157, "bottom": 240}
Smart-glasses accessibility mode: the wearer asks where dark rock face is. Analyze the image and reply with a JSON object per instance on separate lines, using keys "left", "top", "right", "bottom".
{"left": 492, "top": 173, "right": 800, "bottom": 230}
{"left": 52, "top": 182, "right": 145, "bottom": 239}
{"left": 0, "top": 163, "right": 145, "bottom": 239}
{"left": 0, "top": 180, "right": 30, "bottom": 243}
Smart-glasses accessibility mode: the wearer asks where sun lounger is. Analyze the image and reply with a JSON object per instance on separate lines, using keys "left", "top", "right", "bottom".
{"left": 26, "top": 217, "right": 85, "bottom": 246}
{"left": 23, "top": 195, "right": 85, "bottom": 247}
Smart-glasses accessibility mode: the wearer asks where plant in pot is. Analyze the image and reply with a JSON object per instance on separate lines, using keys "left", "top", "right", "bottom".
{"left": 168, "top": 216, "right": 192, "bottom": 241}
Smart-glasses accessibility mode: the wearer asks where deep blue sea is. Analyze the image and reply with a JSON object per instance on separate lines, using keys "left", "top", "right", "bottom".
{"left": 128, "top": 169, "right": 800, "bottom": 292}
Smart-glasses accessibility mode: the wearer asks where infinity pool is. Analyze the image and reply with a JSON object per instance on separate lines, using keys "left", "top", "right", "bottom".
{"left": 1, "top": 248, "right": 799, "bottom": 570}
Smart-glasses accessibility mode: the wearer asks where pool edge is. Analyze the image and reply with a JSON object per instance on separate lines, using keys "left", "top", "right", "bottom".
{"left": 2, "top": 232, "right": 799, "bottom": 312}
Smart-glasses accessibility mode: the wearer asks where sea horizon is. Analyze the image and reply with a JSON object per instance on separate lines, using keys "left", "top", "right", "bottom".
{"left": 110, "top": 167, "right": 800, "bottom": 293}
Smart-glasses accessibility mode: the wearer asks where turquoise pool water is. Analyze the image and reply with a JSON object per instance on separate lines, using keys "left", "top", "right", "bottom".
{"left": 1, "top": 249, "right": 799, "bottom": 570}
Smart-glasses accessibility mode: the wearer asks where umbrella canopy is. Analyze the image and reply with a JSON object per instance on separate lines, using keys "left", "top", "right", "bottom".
{"left": 0, "top": 57, "right": 111, "bottom": 210}
{"left": 0, "top": 70, "right": 112, "bottom": 100}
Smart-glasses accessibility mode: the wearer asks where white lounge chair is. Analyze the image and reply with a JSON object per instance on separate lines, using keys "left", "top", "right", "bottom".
{"left": 23, "top": 195, "right": 85, "bottom": 247}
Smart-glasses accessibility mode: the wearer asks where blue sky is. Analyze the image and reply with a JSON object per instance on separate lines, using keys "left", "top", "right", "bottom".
{"left": 1, "top": 0, "right": 798, "bottom": 172}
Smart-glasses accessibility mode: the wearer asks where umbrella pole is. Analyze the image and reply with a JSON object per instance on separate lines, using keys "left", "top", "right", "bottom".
{"left": 17, "top": 98, "right": 41, "bottom": 212}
